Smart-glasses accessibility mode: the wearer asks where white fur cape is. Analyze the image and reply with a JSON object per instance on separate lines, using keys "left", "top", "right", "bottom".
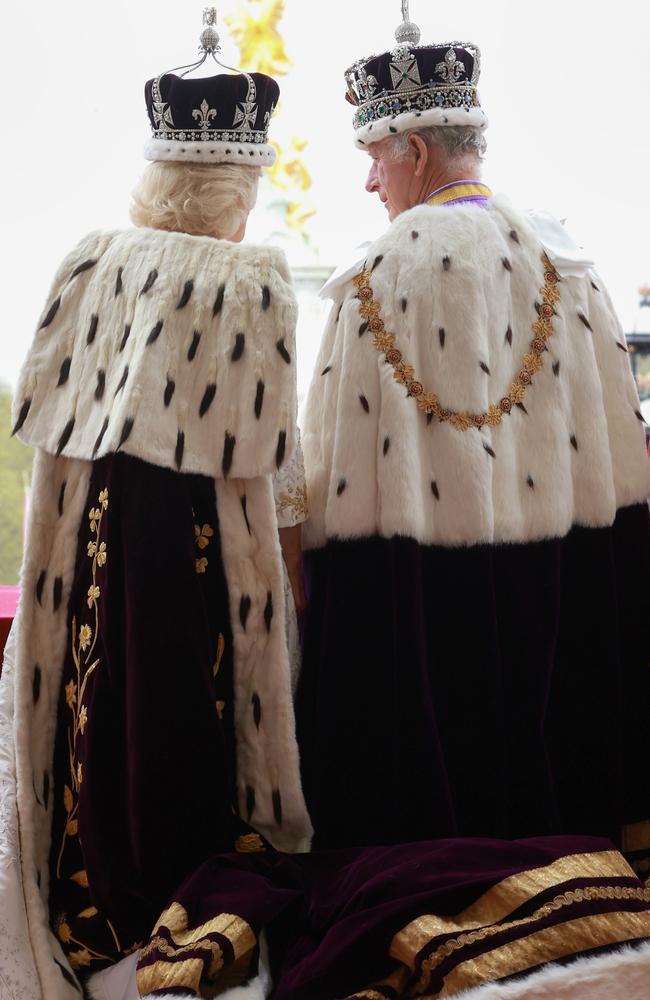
{"left": 0, "top": 228, "right": 311, "bottom": 1000}
{"left": 302, "top": 196, "right": 650, "bottom": 550}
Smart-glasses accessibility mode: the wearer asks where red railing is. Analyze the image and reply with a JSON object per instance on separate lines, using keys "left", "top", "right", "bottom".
{"left": 0, "top": 586, "right": 19, "bottom": 666}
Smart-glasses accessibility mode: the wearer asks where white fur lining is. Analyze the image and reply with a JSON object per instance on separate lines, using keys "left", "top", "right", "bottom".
{"left": 453, "top": 938, "right": 650, "bottom": 1000}
{"left": 354, "top": 104, "right": 488, "bottom": 148}
{"left": 302, "top": 196, "right": 650, "bottom": 551}
{"left": 144, "top": 137, "right": 276, "bottom": 166}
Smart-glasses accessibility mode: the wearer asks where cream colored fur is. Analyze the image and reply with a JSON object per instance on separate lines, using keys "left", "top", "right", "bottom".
{"left": 216, "top": 476, "right": 312, "bottom": 851}
{"left": 453, "top": 938, "right": 650, "bottom": 999}
{"left": 0, "top": 230, "right": 310, "bottom": 999}
{"left": 13, "top": 228, "right": 298, "bottom": 480}
{"left": 302, "top": 197, "right": 650, "bottom": 550}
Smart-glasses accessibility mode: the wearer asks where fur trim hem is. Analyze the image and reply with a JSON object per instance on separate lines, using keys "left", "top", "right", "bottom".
{"left": 144, "top": 137, "right": 276, "bottom": 166}
{"left": 452, "top": 938, "right": 650, "bottom": 1000}
{"left": 353, "top": 105, "right": 488, "bottom": 147}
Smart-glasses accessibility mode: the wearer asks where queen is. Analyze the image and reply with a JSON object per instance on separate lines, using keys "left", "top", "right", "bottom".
{"left": 0, "top": 9, "right": 310, "bottom": 997}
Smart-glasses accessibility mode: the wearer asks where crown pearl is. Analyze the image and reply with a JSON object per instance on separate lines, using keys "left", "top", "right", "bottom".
{"left": 395, "top": 20, "right": 421, "bottom": 46}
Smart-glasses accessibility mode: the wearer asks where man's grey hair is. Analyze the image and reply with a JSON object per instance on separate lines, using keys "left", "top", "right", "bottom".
{"left": 384, "top": 125, "right": 487, "bottom": 163}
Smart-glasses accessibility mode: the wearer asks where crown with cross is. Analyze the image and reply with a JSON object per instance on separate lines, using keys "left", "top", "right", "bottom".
{"left": 344, "top": 1, "right": 487, "bottom": 149}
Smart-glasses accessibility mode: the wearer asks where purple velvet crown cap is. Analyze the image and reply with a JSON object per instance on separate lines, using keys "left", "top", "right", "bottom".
{"left": 144, "top": 70, "right": 280, "bottom": 166}
{"left": 345, "top": 40, "right": 488, "bottom": 148}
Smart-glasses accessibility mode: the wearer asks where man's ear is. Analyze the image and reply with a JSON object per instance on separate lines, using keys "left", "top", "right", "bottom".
{"left": 409, "top": 133, "right": 429, "bottom": 177}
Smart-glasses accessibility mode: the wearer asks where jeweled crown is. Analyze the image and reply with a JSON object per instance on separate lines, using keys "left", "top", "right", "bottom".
{"left": 345, "top": 2, "right": 487, "bottom": 148}
{"left": 144, "top": 8, "right": 280, "bottom": 166}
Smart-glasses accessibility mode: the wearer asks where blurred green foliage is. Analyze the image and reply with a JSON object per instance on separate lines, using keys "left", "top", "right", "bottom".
{"left": 0, "top": 382, "right": 33, "bottom": 584}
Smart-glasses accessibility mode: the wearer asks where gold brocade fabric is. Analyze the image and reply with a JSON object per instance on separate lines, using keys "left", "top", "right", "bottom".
{"left": 136, "top": 903, "right": 257, "bottom": 996}
{"left": 345, "top": 850, "right": 650, "bottom": 999}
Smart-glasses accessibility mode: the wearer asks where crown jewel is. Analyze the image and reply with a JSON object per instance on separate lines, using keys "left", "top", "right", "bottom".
{"left": 344, "top": 1, "right": 487, "bottom": 148}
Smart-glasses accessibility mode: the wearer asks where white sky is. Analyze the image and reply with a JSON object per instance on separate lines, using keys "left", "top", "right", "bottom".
{"left": 1, "top": 0, "right": 649, "bottom": 394}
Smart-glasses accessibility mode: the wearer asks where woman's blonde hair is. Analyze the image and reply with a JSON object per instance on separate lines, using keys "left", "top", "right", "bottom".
{"left": 130, "top": 161, "right": 261, "bottom": 239}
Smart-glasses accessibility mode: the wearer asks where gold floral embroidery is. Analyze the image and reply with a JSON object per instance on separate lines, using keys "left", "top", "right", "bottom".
{"left": 213, "top": 634, "right": 225, "bottom": 678}
{"left": 195, "top": 523, "right": 214, "bottom": 549}
{"left": 276, "top": 483, "right": 308, "bottom": 519}
{"left": 353, "top": 253, "right": 560, "bottom": 430}
{"left": 55, "top": 487, "right": 123, "bottom": 966}
{"left": 235, "top": 833, "right": 266, "bottom": 853}
{"left": 194, "top": 522, "right": 214, "bottom": 573}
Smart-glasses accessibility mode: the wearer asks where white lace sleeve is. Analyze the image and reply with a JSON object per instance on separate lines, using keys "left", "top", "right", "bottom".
{"left": 273, "top": 428, "right": 308, "bottom": 528}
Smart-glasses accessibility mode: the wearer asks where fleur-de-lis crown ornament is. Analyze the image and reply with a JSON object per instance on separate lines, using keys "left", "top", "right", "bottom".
{"left": 144, "top": 6, "right": 280, "bottom": 166}
{"left": 344, "top": 0, "right": 487, "bottom": 150}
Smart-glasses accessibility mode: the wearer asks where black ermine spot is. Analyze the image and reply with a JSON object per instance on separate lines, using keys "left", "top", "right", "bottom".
{"left": 70, "top": 259, "right": 97, "bottom": 280}
{"left": 139, "top": 269, "right": 158, "bottom": 296}
{"left": 57, "top": 357, "right": 72, "bottom": 387}
{"left": 86, "top": 314, "right": 99, "bottom": 346}
{"left": 188, "top": 331, "right": 201, "bottom": 362}
{"left": 39, "top": 297, "right": 61, "bottom": 329}
{"left": 56, "top": 418, "right": 75, "bottom": 456}
{"left": 92, "top": 417, "right": 109, "bottom": 457}
{"left": 231, "top": 333, "right": 245, "bottom": 361}
{"left": 116, "top": 417, "right": 134, "bottom": 451}
{"left": 254, "top": 380, "right": 265, "bottom": 419}
{"left": 213, "top": 284, "right": 225, "bottom": 315}
{"left": 276, "top": 430, "right": 287, "bottom": 469}
{"left": 146, "top": 320, "right": 163, "bottom": 346}
{"left": 276, "top": 338, "right": 291, "bottom": 364}
{"left": 223, "top": 432, "right": 236, "bottom": 476}
{"left": 175, "top": 430, "right": 185, "bottom": 470}
{"left": 12, "top": 398, "right": 31, "bottom": 435}
{"left": 240, "top": 595, "right": 252, "bottom": 630}
{"left": 177, "top": 279, "right": 194, "bottom": 309}
{"left": 199, "top": 384, "right": 217, "bottom": 418}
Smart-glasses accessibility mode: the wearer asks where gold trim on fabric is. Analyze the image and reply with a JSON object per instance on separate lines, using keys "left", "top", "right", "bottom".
{"left": 353, "top": 253, "right": 560, "bottom": 429}
{"left": 426, "top": 183, "right": 493, "bottom": 206}
{"left": 136, "top": 903, "right": 257, "bottom": 997}
{"left": 414, "top": 884, "right": 650, "bottom": 992}
{"left": 434, "top": 911, "right": 650, "bottom": 998}
{"left": 391, "top": 850, "right": 635, "bottom": 967}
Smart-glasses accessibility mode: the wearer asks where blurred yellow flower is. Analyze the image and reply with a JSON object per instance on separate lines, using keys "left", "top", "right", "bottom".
{"left": 226, "top": 0, "right": 292, "bottom": 77}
